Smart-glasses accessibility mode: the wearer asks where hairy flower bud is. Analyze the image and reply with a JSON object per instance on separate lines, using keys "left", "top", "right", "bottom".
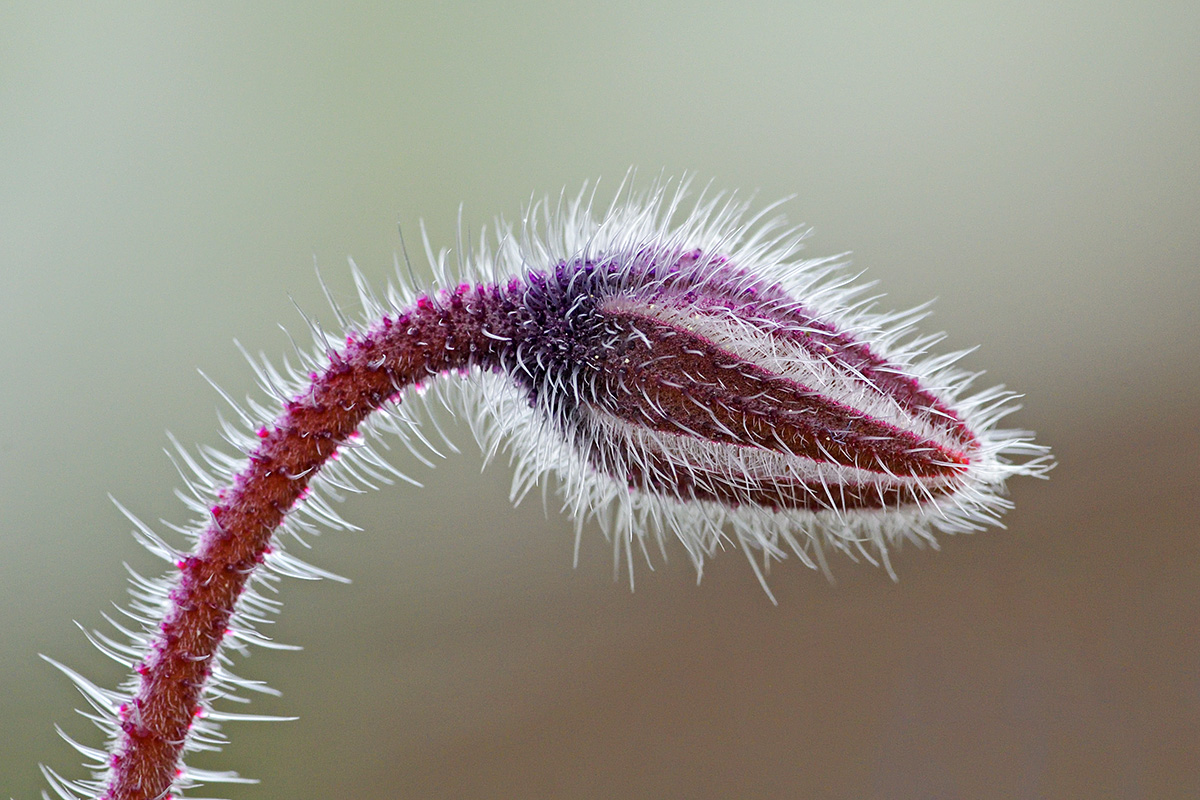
{"left": 43, "top": 176, "right": 1054, "bottom": 800}
{"left": 464, "top": 181, "right": 1052, "bottom": 590}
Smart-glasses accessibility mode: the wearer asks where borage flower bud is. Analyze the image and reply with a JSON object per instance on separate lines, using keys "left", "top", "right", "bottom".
{"left": 48, "top": 177, "right": 1053, "bottom": 800}
{"left": 466, "top": 181, "right": 1052, "bottom": 593}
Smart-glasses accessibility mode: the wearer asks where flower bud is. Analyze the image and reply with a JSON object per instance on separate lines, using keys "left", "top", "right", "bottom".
{"left": 475, "top": 181, "right": 1052, "bottom": 588}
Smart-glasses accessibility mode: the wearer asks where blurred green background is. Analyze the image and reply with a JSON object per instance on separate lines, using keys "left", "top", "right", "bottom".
{"left": 2, "top": 2, "right": 1197, "bottom": 797}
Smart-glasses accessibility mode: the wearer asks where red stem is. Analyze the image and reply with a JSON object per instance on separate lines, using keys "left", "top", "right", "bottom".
{"left": 104, "top": 286, "right": 514, "bottom": 800}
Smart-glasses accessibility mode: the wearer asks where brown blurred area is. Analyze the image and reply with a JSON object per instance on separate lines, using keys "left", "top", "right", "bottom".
{"left": 2, "top": 3, "right": 1196, "bottom": 798}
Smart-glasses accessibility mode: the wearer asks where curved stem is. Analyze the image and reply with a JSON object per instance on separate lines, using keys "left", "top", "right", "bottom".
{"left": 104, "top": 285, "right": 515, "bottom": 800}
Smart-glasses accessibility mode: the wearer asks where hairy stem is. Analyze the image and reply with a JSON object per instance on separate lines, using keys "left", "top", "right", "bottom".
{"left": 105, "top": 286, "right": 514, "bottom": 800}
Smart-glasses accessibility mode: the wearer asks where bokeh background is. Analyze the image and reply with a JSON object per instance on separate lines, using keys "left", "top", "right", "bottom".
{"left": 3, "top": 3, "right": 1197, "bottom": 798}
